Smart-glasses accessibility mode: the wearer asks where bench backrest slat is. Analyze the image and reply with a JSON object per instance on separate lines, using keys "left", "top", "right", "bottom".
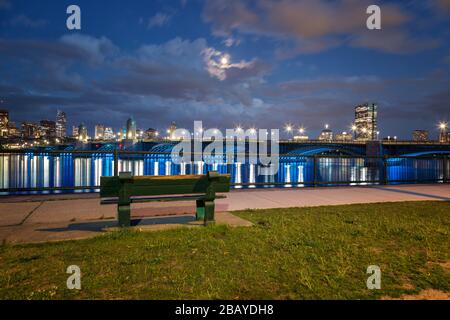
{"left": 100, "top": 174, "right": 230, "bottom": 198}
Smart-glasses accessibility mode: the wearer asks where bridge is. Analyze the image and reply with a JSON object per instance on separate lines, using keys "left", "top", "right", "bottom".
{"left": 22, "top": 139, "right": 450, "bottom": 157}
{"left": 279, "top": 140, "right": 450, "bottom": 157}
{"left": 2, "top": 139, "right": 449, "bottom": 193}
{"left": 140, "top": 140, "right": 450, "bottom": 157}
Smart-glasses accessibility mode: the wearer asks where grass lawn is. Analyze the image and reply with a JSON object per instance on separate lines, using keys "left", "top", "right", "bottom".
{"left": 0, "top": 201, "right": 449, "bottom": 300}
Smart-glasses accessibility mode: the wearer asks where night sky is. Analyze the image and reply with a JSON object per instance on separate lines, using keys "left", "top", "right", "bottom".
{"left": 1, "top": 0, "right": 449, "bottom": 139}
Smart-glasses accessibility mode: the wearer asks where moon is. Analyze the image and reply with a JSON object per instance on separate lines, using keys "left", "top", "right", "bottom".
{"left": 220, "top": 56, "right": 229, "bottom": 66}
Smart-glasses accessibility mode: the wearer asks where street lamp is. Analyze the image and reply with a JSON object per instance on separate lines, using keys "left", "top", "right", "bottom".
{"left": 284, "top": 124, "right": 293, "bottom": 132}
{"left": 438, "top": 121, "right": 448, "bottom": 143}
{"left": 284, "top": 123, "right": 293, "bottom": 140}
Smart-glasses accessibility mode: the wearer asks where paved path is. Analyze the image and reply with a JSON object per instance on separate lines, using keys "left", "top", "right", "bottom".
{"left": 0, "top": 184, "right": 448, "bottom": 244}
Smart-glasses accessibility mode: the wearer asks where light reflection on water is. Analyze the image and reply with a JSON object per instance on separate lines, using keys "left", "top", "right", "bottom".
{"left": 0, "top": 153, "right": 445, "bottom": 193}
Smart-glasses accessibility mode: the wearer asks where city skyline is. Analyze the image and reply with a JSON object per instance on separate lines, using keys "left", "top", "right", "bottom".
{"left": 1, "top": 105, "right": 449, "bottom": 143}
{"left": 1, "top": 1, "right": 450, "bottom": 139}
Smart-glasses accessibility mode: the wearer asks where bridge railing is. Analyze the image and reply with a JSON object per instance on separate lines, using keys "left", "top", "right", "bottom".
{"left": 0, "top": 150, "right": 448, "bottom": 194}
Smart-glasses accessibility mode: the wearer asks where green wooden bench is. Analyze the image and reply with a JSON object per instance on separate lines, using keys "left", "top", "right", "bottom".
{"left": 99, "top": 171, "right": 231, "bottom": 227}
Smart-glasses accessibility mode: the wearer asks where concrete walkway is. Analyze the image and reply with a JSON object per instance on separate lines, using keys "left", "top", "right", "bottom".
{"left": 0, "top": 184, "right": 448, "bottom": 244}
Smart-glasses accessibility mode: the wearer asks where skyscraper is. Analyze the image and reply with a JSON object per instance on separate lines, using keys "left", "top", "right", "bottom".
{"left": 335, "top": 132, "right": 353, "bottom": 141}
{"left": 144, "top": 128, "right": 158, "bottom": 140}
{"left": 0, "top": 110, "right": 9, "bottom": 137}
{"left": 21, "top": 122, "right": 39, "bottom": 139}
{"left": 118, "top": 127, "right": 126, "bottom": 140}
{"left": 7, "top": 122, "right": 20, "bottom": 138}
{"left": 318, "top": 124, "right": 333, "bottom": 141}
{"left": 95, "top": 124, "right": 105, "bottom": 140}
{"left": 126, "top": 117, "right": 137, "bottom": 140}
{"left": 72, "top": 125, "right": 79, "bottom": 138}
{"left": 56, "top": 110, "right": 67, "bottom": 138}
{"left": 77, "top": 123, "right": 88, "bottom": 142}
{"left": 439, "top": 122, "right": 448, "bottom": 143}
{"left": 354, "top": 103, "right": 378, "bottom": 141}
{"left": 103, "top": 127, "right": 114, "bottom": 140}
{"left": 168, "top": 121, "right": 177, "bottom": 140}
{"left": 412, "top": 130, "right": 429, "bottom": 142}
{"left": 39, "top": 120, "right": 57, "bottom": 138}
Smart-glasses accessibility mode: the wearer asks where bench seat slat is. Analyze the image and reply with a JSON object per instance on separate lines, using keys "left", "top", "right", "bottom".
{"left": 101, "top": 184, "right": 229, "bottom": 197}
{"left": 100, "top": 194, "right": 227, "bottom": 205}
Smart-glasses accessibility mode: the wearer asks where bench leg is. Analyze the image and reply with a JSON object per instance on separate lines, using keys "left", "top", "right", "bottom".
{"left": 118, "top": 203, "right": 131, "bottom": 227}
{"left": 203, "top": 200, "right": 215, "bottom": 226}
{"left": 196, "top": 200, "right": 205, "bottom": 221}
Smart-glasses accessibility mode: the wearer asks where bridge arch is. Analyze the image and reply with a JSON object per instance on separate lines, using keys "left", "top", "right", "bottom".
{"left": 97, "top": 144, "right": 116, "bottom": 152}
{"left": 150, "top": 143, "right": 175, "bottom": 153}
{"left": 399, "top": 150, "right": 450, "bottom": 157}
{"left": 286, "top": 146, "right": 364, "bottom": 156}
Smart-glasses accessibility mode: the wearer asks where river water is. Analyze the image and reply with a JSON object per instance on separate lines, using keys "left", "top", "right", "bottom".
{"left": 0, "top": 153, "right": 445, "bottom": 194}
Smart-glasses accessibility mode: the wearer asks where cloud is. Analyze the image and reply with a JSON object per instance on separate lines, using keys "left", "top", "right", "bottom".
{"left": 202, "top": 48, "right": 259, "bottom": 80}
{"left": 0, "top": 34, "right": 118, "bottom": 67}
{"left": 261, "top": 71, "right": 450, "bottom": 136}
{"left": 9, "top": 14, "right": 48, "bottom": 28}
{"left": 107, "top": 37, "right": 269, "bottom": 107}
{"left": 203, "top": 0, "right": 438, "bottom": 56}
{"left": 222, "top": 37, "right": 241, "bottom": 47}
{"left": 60, "top": 34, "right": 119, "bottom": 64}
{"left": 147, "top": 12, "right": 173, "bottom": 28}
{"left": 1, "top": 31, "right": 448, "bottom": 138}
{"left": 434, "top": 0, "right": 450, "bottom": 13}
{"left": 425, "top": 87, "right": 450, "bottom": 116}
{"left": 136, "top": 37, "right": 207, "bottom": 71}
{"left": 274, "top": 76, "right": 386, "bottom": 96}
{"left": 0, "top": 35, "right": 273, "bottom": 132}
{"left": 203, "top": 0, "right": 259, "bottom": 37}
{"left": 349, "top": 30, "right": 440, "bottom": 54}
{"left": 0, "top": 0, "right": 11, "bottom": 9}
{"left": 445, "top": 54, "right": 450, "bottom": 65}
{"left": 121, "top": 37, "right": 262, "bottom": 82}
{"left": 0, "top": 38, "right": 85, "bottom": 64}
